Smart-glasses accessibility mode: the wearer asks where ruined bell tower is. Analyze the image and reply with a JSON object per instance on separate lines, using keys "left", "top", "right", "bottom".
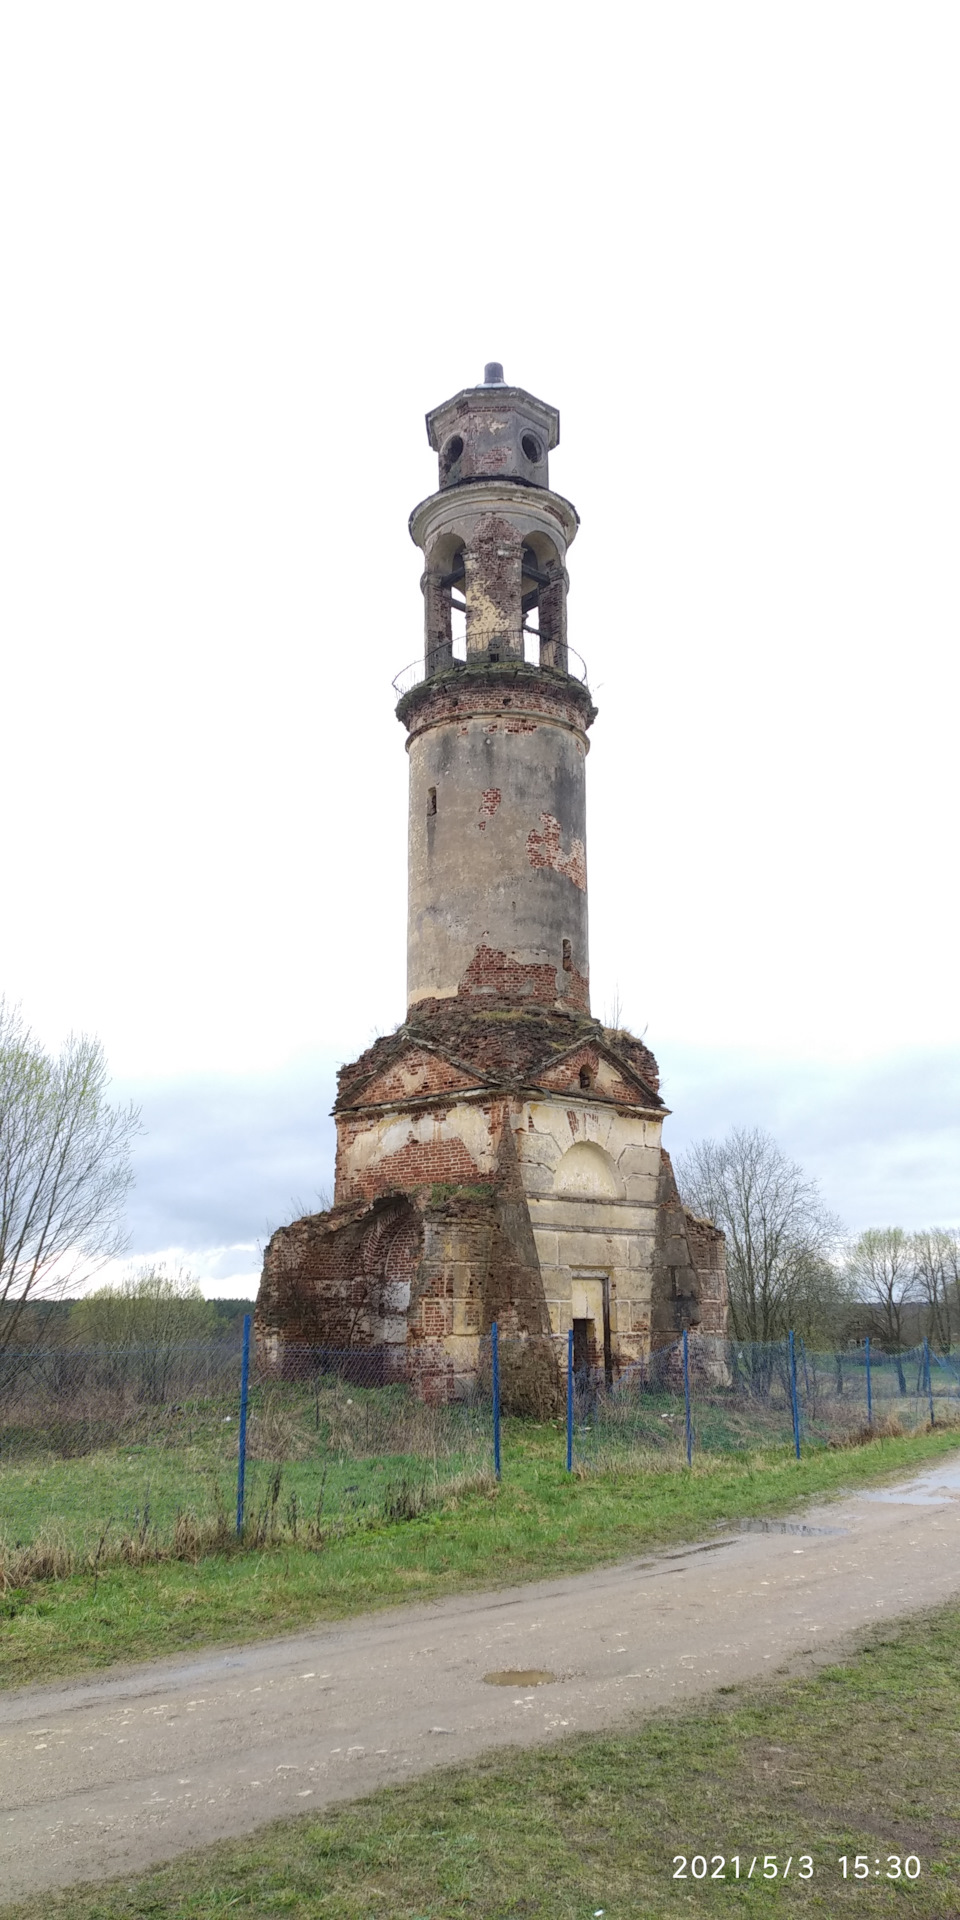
{"left": 406, "top": 363, "right": 590, "bottom": 1015}
{"left": 256, "top": 365, "right": 727, "bottom": 1397}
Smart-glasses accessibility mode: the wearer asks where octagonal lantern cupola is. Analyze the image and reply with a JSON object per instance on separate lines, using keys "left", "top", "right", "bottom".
{"left": 426, "top": 361, "right": 560, "bottom": 491}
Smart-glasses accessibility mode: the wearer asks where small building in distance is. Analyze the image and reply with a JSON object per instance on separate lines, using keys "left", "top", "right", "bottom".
{"left": 256, "top": 365, "right": 727, "bottom": 1397}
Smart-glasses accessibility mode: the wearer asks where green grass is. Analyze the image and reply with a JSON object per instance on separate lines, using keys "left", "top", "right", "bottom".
{"left": 3, "top": 1600, "right": 959, "bottom": 1917}
{"left": 0, "top": 1380, "right": 491, "bottom": 1551}
{"left": 3, "top": 1422, "right": 959, "bottom": 1692}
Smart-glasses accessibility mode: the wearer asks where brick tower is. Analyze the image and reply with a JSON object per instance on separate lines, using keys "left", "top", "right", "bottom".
{"left": 256, "top": 365, "right": 726, "bottom": 1396}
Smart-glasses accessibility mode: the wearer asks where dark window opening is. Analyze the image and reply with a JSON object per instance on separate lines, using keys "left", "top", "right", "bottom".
{"left": 521, "top": 543, "right": 548, "bottom": 631}
{"left": 441, "top": 434, "right": 464, "bottom": 477}
{"left": 489, "top": 648, "right": 500, "bottom": 663}
{"left": 427, "top": 786, "right": 437, "bottom": 816}
{"left": 427, "top": 542, "right": 466, "bottom": 674}
{"left": 579, "top": 1065, "right": 592, "bottom": 1090}
{"left": 562, "top": 938, "right": 572, "bottom": 971}
{"left": 572, "top": 1319, "right": 592, "bottom": 1374}
{"left": 521, "top": 432, "right": 542, "bottom": 463}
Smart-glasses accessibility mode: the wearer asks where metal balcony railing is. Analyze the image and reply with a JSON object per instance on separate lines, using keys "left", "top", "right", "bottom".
{"left": 393, "top": 630, "right": 589, "bottom": 698}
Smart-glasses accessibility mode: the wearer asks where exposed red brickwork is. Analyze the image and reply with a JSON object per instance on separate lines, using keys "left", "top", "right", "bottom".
{"left": 560, "top": 963, "right": 590, "bottom": 1012}
{"left": 649, "top": 1149, "right": 717, "bottom": 1349}
{"left": 256, "top": 1194, "right": 424, "bottom": 1352}
{"left": 526, "top": 813, "right": 587, "bottom": 891}
{"left": 458, "top": 942, "right": 560, "bottom": 1006}
{"left": 397, "top": 670, "right": 596, "bottom": 742}
{"left": 684, "top": 1208, "right": 729, "bottom": 1338}
{"left": 344, "top": 1045, "right": 476, "bottom": 1107}
{"left": 419, "top": 1296, "right": 453, "bottom": 1337}
{"left": 479, "top": 787, "right": 501, "bottom": 816}
{"left": 603, "top": 1030, "right": 661, "bottom": 1096}
{"left": 471, "top": 514, "right": 519, "bottom": 628}
{"left": 336, "top": 1007, "right": 663, "bottom": 1111}
{"left": 539, "top": 1043, "right": 649, "bottom": 1104}
{"left": 339, "top": 1134, "right": 484, "bottom": 1203}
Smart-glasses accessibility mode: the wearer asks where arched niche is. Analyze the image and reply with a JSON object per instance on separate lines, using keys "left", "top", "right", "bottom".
{"left": 360, "top": 1196, "right": 423, "bottom": 1321}
{"left": 554, "top": 1141, "right": 623, "bottom": 1199}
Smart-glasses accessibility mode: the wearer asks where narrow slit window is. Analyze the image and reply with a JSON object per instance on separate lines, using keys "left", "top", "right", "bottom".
{"left": 579, "top": 1065, "right": 592, "bottom": 1090}
{"left": 562, "top": 938, "right": 572, "bottom": 971}
{"left": 427, "top": 786, "right": 437, "bottom": 816}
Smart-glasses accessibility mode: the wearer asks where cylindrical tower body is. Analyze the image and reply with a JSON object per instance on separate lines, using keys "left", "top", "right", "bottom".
{"left": 397, "top": 369, "right": 596, "bottom": 1015}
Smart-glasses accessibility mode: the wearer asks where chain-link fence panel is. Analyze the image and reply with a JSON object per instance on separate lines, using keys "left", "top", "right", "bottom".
{"left": 0, "top": 1327, "right": 497, "bottom": 1571}
{"left": 239, "top": 1339, "right": 496, "bottom": 1544}
{"left": 565, "top": 1333, "right": 960, "bottom": 1471}
{"left": 570, "top": 1340, "right": 690, "bottom": 1470}
{"left": 0, "top": 1335, "right": 246, "bottom": 1559}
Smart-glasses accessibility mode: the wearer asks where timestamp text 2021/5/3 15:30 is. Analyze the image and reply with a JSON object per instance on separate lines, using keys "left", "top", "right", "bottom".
{"left": 672, "top": 1854, "right": 922, "bottom": 1881}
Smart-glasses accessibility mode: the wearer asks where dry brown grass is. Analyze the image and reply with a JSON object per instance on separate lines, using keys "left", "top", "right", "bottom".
{"left": 0, "top": 1530, "right": 74, "bottom": 1588}
{"left": 827, "top": 1406, "right": 960, "bottom": 1448}
{"left": 0, "top": 1463, "right": 500, "bottom": 1592}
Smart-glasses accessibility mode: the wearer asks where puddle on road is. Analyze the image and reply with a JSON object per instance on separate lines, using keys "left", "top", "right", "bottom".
{"left": 739, "top": 1520, "right": 848, "bottom": 1537}
{"left": 483, "top": 1670, "right": 557, "bottom": 1687}
{"left": 859, "top": 1457, "right": 960, "bottom": 1506}
{"left": 860, "top": 1490, "right": 951, "bottom": 1506}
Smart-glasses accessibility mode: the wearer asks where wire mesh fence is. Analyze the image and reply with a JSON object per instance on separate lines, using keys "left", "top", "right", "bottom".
{"left": 0, "top": 1326, "right": 496, "bottom": 1565}
{"left": 239, "top": 1342, "right": 495, "bottom": 1543}
{"left": 1, "top": 1319, "right": 957, "bottom": 1576}
{"left": 566, "top": 1332, "right": 960, "bottom": 1470}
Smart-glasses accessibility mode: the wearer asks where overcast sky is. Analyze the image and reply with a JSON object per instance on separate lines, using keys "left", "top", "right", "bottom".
{"left": 3, "top": 4, "right": 958, "bottom": 1295}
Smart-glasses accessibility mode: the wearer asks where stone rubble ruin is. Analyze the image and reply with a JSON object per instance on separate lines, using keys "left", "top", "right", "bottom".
{"left": 255, "top": 364, "right": 728, "bottom": 1398}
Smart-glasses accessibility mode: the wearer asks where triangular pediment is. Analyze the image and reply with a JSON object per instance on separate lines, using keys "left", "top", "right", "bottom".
{"left": 536, "top": 1042, "right": 660, "bottom": 1108}
{"left": 339, "top": 1043, "right": 483, "bottom": 1110}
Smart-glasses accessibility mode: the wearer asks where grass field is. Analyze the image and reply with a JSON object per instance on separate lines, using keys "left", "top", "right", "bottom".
{"left": 0, "top": 1377, "right": 493, "bottom": 1552}
{"left": 4, "top": 1365, "right": 956, "bottom": 1566}
{"left": 3, "top": 1422, "right": 959, "bottom": 1692}
{"left": 3, "top": 1598, "right": 958, "bottom": 1917}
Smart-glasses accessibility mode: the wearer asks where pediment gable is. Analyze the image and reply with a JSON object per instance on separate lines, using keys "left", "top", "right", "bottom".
{"left": 536, "top": 1042, "right": 660, "bottom": 1107}
{"left": 339, "top": 1043, "right": 482, "bottom": 1109}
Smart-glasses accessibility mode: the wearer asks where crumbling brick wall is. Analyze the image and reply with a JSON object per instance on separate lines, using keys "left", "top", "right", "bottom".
{"left": 649, "top": 1149, "right": 707, "bottom": 1346}
{"left": 256, "top": 1193, "right": 423, "bottom": 1358}
{"left": 683, "top": 1208, "right": 729, "bottom": 1340}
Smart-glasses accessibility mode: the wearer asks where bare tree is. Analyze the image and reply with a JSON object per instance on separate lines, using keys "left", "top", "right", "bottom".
{"left": 676, "top": 1126, "right": 846, "bottom": 1346}
{"left": 943, "top": 1229, "right": 960, "bottom": 1336}
{"left": 906, "top": 1228, "right": 952, "bottom": 1351}
{"left": 912, "top": 1228, "right": 958, "bottom": 1352}
{"left": 845, "top": 1227, "right": 917, "bottom": 1387}
{"left": 0, "top": 998, "right": 140, "bottom": 1355}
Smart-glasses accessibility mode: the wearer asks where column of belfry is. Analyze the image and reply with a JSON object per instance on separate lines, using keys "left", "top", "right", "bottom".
{"left": 255, "top": 365, "right": 727, "bottom": 1398}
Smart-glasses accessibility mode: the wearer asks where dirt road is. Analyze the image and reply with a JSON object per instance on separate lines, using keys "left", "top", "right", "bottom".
{"left": 3, "top": 1455, "right": 960, "bottom": 1901}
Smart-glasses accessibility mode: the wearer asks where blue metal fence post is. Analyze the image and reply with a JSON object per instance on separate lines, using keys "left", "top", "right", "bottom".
{"left": 682, "top": 1328, "right": 693, "bottom": 1466}
{"left": 236, "top": 1313, "right": 251, "bottom": 1538}
{"left": 924, "top": 1337, "right": 935, "bottom": 1426}
{"left": 865, "top": 1336, "right": 872, "bottom": 1427}
{"left": 566, "top": 1327, "right": 574, "bottom": 1472}
{"left": 788, "top": 1329, "right": 801, "bottom": 1459}
{"left": 491, "top": 1321, "right": 501, "bottom": 1479}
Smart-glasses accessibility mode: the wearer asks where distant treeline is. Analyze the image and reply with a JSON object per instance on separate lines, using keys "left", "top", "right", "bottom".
{"left": 0, "top": 1282, "right": 253, "bottom": 1354}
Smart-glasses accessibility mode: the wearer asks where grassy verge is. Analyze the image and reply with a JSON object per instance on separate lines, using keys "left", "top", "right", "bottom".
{"left": 3, "top": 1423, "right": 959, "bottom": 1693}
{"left": 4, "top": 1600, "right": 959, "bottom": 1917}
